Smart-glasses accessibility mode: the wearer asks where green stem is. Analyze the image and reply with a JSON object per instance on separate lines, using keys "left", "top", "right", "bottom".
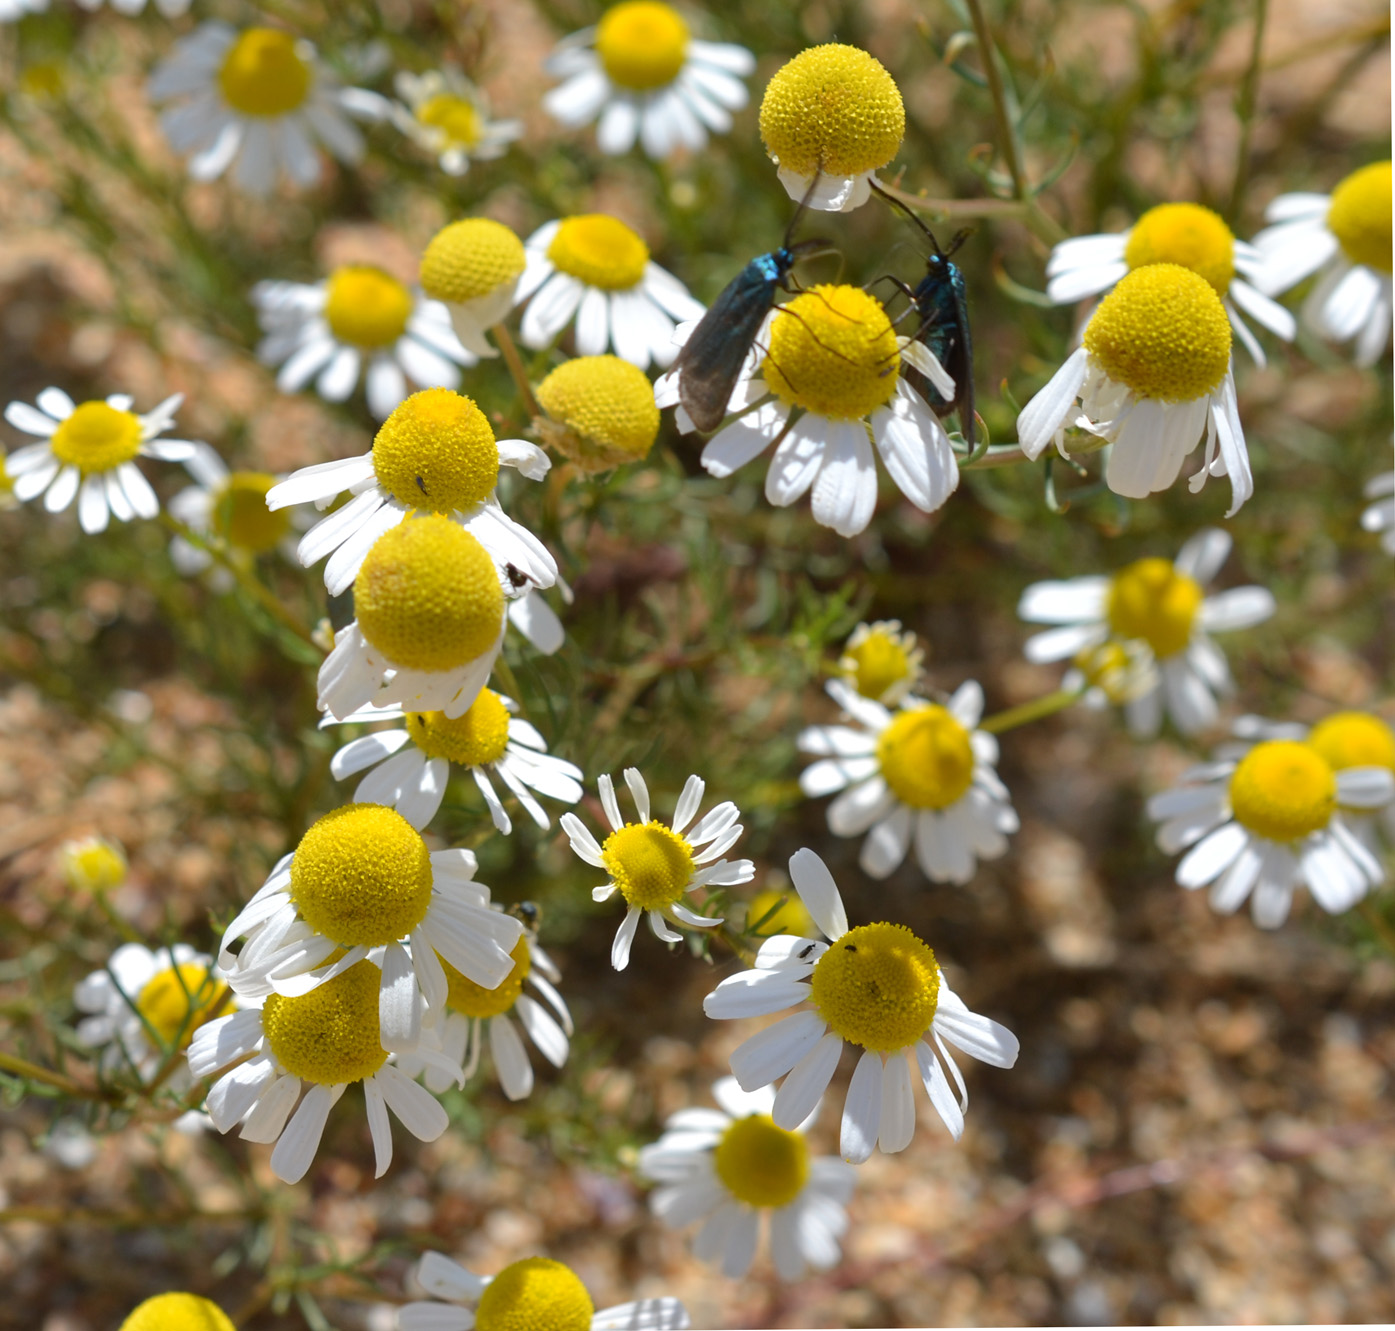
{"left": 963, "top": 0, "right": 1027, "bottom": 202}
{"left": 979, "top": 687, "right": 1084, "bottom": 734}
{"left": 0, "top": 1051, "right": 90, "bottom": 1098}
{"left": 493, "top": 323, "right": 541, "bottom": 422}
{"left": 1227, "top": 0, "right": 1270, "bottom": 223}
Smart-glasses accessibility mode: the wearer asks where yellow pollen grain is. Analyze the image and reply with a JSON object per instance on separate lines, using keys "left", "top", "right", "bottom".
{"left": 213, "top": 472, "right": 290, "bottom": 553}
{"left": 601, "top": 821, "right": 695, "bottom": 910}
{"left": 1124, "top": 203, "right": 1236, "bottom": 295}
{"left": 809, "top": 921, "right": 940, "bottom": 1052}
{"left": 371, "top": 388, "right": 500, "bottom": 513}
{"left": 1327, "top": 161, "right": 1393, "bottom": 273}
{"left": 1106, "top": 557, "right": 1201, "bottom": 659}
{"left": 49, "top": 401, "right": 144, "bottom": 474}
{"left": 420, "top": 219, "right": 527, "bottom": 305}
{"left": 135, "top": 962, "right": 228, "bottom": 1050}
{"left": 323, "top": 266, "right": 414, "bottom": 350}
{"left": 547, "top": 215, "right": 650, "bottom": 291}
{"left": 535, "top": 355, "right": 660, "bottom": 471}
{"left": 218, "top": 28, "right": 310, "bottom": 118}
{"left": 1308, "top": 712, "right": 1395, "bottom": 774}
{"left": 714, "top": 1114, "right": 810, "bottom": 1209}
{"left": 119, "top": 1293, "right": 237, "bottom": 1331}
{"left": 1228, "top": 741, "right": 1337, "bottom": 843}
{"left": 747, "top": 888, "right": 815, "bottom": 939}
{"left": 876, "top": 705, "right": 975, "bottom": 810}
{"left": 444, "top": 935, "right": 531, "bottom": 1019}
{"left": 474, "top": 1257, "right": 594, "bottom": 1331}
{"left": 405, "top": 689, "right": 511, "bottom": 767}
{"left": 594, "top": 2, "right": 689, "bottom": 91}
{"left": 843, "top": 626, "right": 914, "bottom": 701}
{"left": 418, "top": 93, "right": 482, "bottom": 147}
{"left": 261, "top": 959, "right": 389, "bottom": 1086}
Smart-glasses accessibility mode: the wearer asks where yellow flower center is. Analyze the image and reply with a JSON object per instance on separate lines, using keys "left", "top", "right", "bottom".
{"left": 1123, "top": 203, "right": 1236, "bottom": 295}
{"left": 546, "top": 215, "right": 650, "bottom": 291}
{"left": 444, "top": 935, "right": 531, "bottom": 1019}
{"left": 1308, "top": 711, "right": 1395, "bottom": 774}
{"left": 371, "top": 388, "right": 501, "bottom": 513}
{"left": 405, "top": 689, "right": 511, "bottom": 767}
{"left": 135, "top": 962, "right": 229, "bottom": 1051}
{"left": 49, "top": 401, "right": 143, "bottom": 474}
{"left": 843, "top": 625, "right": 915, "bottom": 701}
{"left": 1228, "top": 741, "right": 1336, "bottom": 843}
{"left": 20, "top": 61, "right": 64, "bottom": 100}
{"left": 119, "top": 1293, "right": 236, "bottom": 1331}
{"left": 1083, "top": 264, "right": 1232, "bottom": 402}
{"left": 323, "top": 266, "right": 414, "bottom": 350}
{"left": 417, "top": 93, "right": 483, "bottom": 148}
{"left": 211, "top": 471, "right": 290, "bottom": 553}
{"left": 354, "top": 516, "right": 504, "bottom": 673}
{"left": 713, "top": 1113, "right": 810, "bottom": 1209}
{"left": 600, "top": 821, "right": 696, "bottom": 910}
{"left": 261, "top": 959, "right": 389, "bottom": 1086}
{"left": 60, "top": 837, "right": 126, "bottom": 893}
{"left": 289, "top": 803, "right": 434, "bottom": 947}
{"left": 1106, "top": 557, "right": 1201, "bottom": 659}
{"left": 876, "top": 704, "right": 975, "bottom": 810}
{"left": 594, "top": 1, "right": 690, "bottom": 91}
{"left": 420, "top": 218, "right": 527, "bottom": 305}
{"left": 809, "top": 922, "right": 940, "bottom": 1053}
{"left": 535, "top": 355, "right": 660, "bottom": 470}
{"left": 759, "top": 44, "right": 905, "bottom": 177}
{"left": 217, "top": 28, "right": 311, "bottom": 118}
{"left": 763, "top": 284, "right": 899, "bottom": 421}
{"left": 747, "top": 888, "right": 815, "bottom": 939}
{"left": 1072, "top": 639, "right": 1140, "bottom": 703}
{"left": 475, "top": 1257, "right": 594, "bottom": 1331}
{"left": 1326, "top": 161, "right": 1393, "bottom": 273}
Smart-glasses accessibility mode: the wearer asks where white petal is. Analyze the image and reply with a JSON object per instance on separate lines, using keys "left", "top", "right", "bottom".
{"left": 839, "top": 1049, "right": 882, "bottom": 1164}
{"left": 269, "top": 1083, "right": 341, "bottom": 1184}
{"left": 788, "top": 848, "right": 848, "bottom": 941}
{"left": 772, "top": 1032, "right": 843, "bottom": 1130}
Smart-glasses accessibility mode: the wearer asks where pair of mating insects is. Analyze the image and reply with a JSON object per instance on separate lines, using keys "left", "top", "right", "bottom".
{"left": 671, "top": 179, "right": 977, "bottom": 448}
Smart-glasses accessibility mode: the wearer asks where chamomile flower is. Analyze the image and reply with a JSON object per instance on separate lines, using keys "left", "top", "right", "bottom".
{"left": 3, "top": 388, "right": 201, "bottom": 534}
{"left": 837, "top": 620, "right": 925, "bottom": 706}
{"left": 149, "top": 24, "right": 386, "bottom": 195}
{"left": 560, "top": 769, "right": 753, "bottom": 970}
{"left": 637, "top": 1076, "right": 855, "bottom": 1280}
{"left": 252, "top": 269, "right": 476, "bottom": 421}
{"left": 542, "top": 1, "right": 754, "bottom": 160}
{"left": 1058, "top": 638, "right": 1158, "bottom": 713}
{"left": 1146, "top": 729, "right": 1393, "bottom": 928}
{"left": 1017, "top": 264, "right": 1252, "bottom": 515}
{"left": 189, "top": 961, "right": 462, "bottom": 1184}
{"left": 1251, "top": 161, "right": 1393, "bottom": 367}
{"left": 218, "top": 803, "right": 524, "bottom": 1052}
{"left": 59, "top": 836, "right": 127, "bottom": 894}
{"left": 419, "top": 218, "right": 528, "bottom": 359}
{"left": 534, "top": 355, "right": 661, "bottom": 472}
{"left": 704, "top": 849, "right": 1019, "bottom": 1162}
{"left": 516, "top": 214, "right": 704, "bottom": 369}
{"left": 120, "top": 1294, "right": 234, "bottom": 1331}
{"left": 656, "top": 283, "right": 959, "bottom": 537}
{"left": 759, "top": 44, "right": 905, "bottom": 212}
{"left": 391, "top": 68, "right": 521, "bottom": 176}
{"left": 1362, "top": 470, "right": 1395, "bottom": 553}
{"left": 1045, "top": 203, "right": 1296, "bottom": 365}
{"left": 324, "top": 690, "right": 583, "bottom": 834}
{"left": 1017, "top": 528, "right": 1276, "bottom": 737}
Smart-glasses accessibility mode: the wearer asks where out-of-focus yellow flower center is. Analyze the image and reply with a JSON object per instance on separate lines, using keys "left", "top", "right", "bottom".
{"left": 1228, "top": 741, "right": 1336, "bottom": 842}
{"left": 595, "top": 1, "right": 690, "bottom": 91}
{"left": 714, "top": 1113, "right": 810, "bottom": 1208}
{"left": 876, "top": 704, "right": 975, "bottom": 810}
{"left": 212, "top": 471, "right": 289, "bottom": 553}
{"left": 49, "top": 401, "right": 143, "bottom": 474}
{"left": 262, "top": 959, "right": 389, "bottom": 1086}
{"left": 420, "top": 219, "right": 527, "bottom": 304}
{"left": 746, "top": 887, "right": 815, "bottom": 938}
{"left": 475, "top": 1257, "right": 594, "bottom": 1331}
{"left": 135, "top": 962, "right": 228, "bottom": 1050}
{"left": 289, "top": 803, "right": 433, "bottom": 947}
{"left": 759, "top": 44, "right": 905, "bottom": 177}
{"left": 601, "top": 821, "right": 695, "bottom": 910}
{"left": 1083, "top": 264, "right": 1231, "bottom": 402}
{"left": 547, "top": 215, "right": 650, "bottom": 291}
{"left": 1308, "top": 711, "right": 1395, "bottom": 774}
{"left": 1124, "top": 203, "right": 1236, "bottom": 295}
{"left": 218, "top": 28, "right": 311, "bottom": 118}
{"left": 1106, "top": 557, "right": 1201, "bottom": 659}
{"left": 535, "top": 354, "right": 660, "bottom": 470}
{"left": 842, "top": 623, "right": 917, "bottom": 701}
{"left": 764, "top": 284, "right": 898, "bottom": 420}
{"left": 405, "top": 689, "right": 511, "bottom": 767}
{"left": 371, "top": 388, "right": 500, "bottom": 513}
{"left": 809, "top": 921, "right": 939, "bottom": 1052}
{"left": 323, "top": 266, "right": 414, "bottom": 350}
{"left": 20, "top": 62, "right": 64, "bottom": 100}
{"left": 119, "top": 1293, "right": 237, "bottom": 1331}
{"left": 60, "top": 837, "right": 127, "bottom": 893}
{"left": 1072, "top": 639, "right": 1146, "bottom": 704}
{"left": 418, "top": 93, "right": 483, "bottom": 148}
{"left": 1327, "top": 161, "right": 1393, "bottom": 273}
{"left": 444, "top": 935, "right": 531, "bottom": 1019}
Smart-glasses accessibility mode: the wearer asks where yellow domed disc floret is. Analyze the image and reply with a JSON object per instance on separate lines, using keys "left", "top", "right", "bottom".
{"left": 418, "top": 94, "right": 482, "bottom": 148}
{"left": 714, "top": 1113, "right": 810, "bottom": 1209}
{"left": 809, "top": 921, "right": 940, "bottom": 1052}
{"left": 289, "top": 804, "right": 433, "bottom": 947}
{"left": 601, "top": 822, "right": 695, "bottom": 910}
{"left": 1308, "top": 711, "right": 1395, "bottom": 775}
{"left": 759, "top": 44, "right": 905, "bottom": 178}
{"left": 1124, "top": 203, "right": 1236, "bottom": 295}
{"left": 261, "top": 959, "right": 389, "bottom": 1086}
{"left": 354, "top": 516, "right": 504, "bottom": 673}
{"left": 546, "top": 216, "right": 650, "bottom": 291}
{"left": 1228, "top": 741, "right": 1337, "bottom": 843}
{"left": 218, "top": 28, "right": 311, "bottom": 118}
{"left": 136, "top": 962, "right": 228, "bottom": 1050}
{"left": 119, "top": 1292, "right": 237, "bottom": 1331}
{"left": 444, "top": 935, "right": 531, "bottom": 1019}
{"left": 49, "top": 401, "right": 143, "bottom": 474}
{"left": 474, "top": 1257, "right": 594, "bottom": 1331}
{"left": 212, "top": 472, "right": 290, "bottom": 553}
{"left": 1083, "top": 264, "right": 1232, "bottom": 403}
{"left": 876, "top": 705, "right": 975, "bottom": 810}
{"left": 1327, "top": 161, "right": 1393, "bottom": 273}
{"left": 595, "top": 2, "right": 689, "bottom": 92}
{"left": 747, "top": 888, "right": 815, "bottom": 939}
{"left": 764, "top": 284, "right": 899, "bottom": 421}
{"left": 535, "top": 355, "right": 660, "bottom": 471}
{"left": 842, "top": 623, "right": 917, "bottom": 701}
{"left": 420, "top": 219, "right": 527, "bottom": 305}
{"left": 405, "top": 689, "right": 511, "bottom": 767}
{"left": 371, "top": 388, "right": 501, "bottom": 514}
{"left": 323, "top": 266, "right": 415, "bottom": 350}
{"left": 1106, "top": 557, "right": 1202, "bottom": 659}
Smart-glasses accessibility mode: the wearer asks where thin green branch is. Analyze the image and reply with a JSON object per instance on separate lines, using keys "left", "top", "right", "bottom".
{"left": 979, "top": 687, "right": 1084, "bottom": 734}
{"left": 1227, "top": 0, "right": 1270, "bottom": 223}
{"left": 963, "top": 0, "right": 1027, "bottom": 202}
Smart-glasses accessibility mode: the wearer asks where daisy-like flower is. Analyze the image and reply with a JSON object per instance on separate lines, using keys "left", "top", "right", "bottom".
{"left": 1251, "top": 161, "right": 1392, "bottom": 367}
{"left": 516, "top": 214, "right": 704, "bottom": 370}
{"left": 218, "top": 803, "right": 524, "bottom": 1052}
{"left": 324, "top": 690, "right": 583, "bottom": 833}
{"left": 419, "top": 218, "right": 528, "bottom": 359}
{"left": 148, "top": 24, "right": 386, "bottom": 196}
{"left": 391, "top": 68, "right": 521, "bottom": 175}
{"left": 1017, "top": 528, "right": 1275, "bottom": 737}
{"left": 637, "top": 1076, "right": 855, "bottom": 1280}
{"left": 560, "top": 769, "right": 753, "bottom": 970}
{"left": 119, "top": 1294, "right": 234, "bottom": 1331}
{"left": 656, "top": 283, "right": 959, "bottom": 537}
{"left": 534, "top": 355, "right": 661, "bottom": 473}
{"left": 59, "top": 836, "right": 127, "bottom": 894}
{"left": 3, "top": 388, "right": 201, "bottom": 534}
{"left": 1045, "top": 202, "right": 1296, "bottom": 365}
{"left": 1362, "top": 470, "right": 1395, "bottom": 553}
{"left": 1056, "top": 638, "right": 1158, "bottom": 714}
{"left": 398, "top": 1253, "right": 690, "bottom": 1331}
{"left": 252, "top": 268, "right": 476, "bottom": 421}
{"left": 1017, "top": 264, "right": 1252, "bottom": 515}
{"left": 797, "top": 679, "right": 1017, "bottom": 884}
{"left": 705, "top": 849, "right": 1019, "bottom": 1162}
{"left": 758, "top": 44, "right": 905, "bottom": 212}
{"left": 542, "top": 1, "right": 754, "bottom": 160}
{"left": 189, "top": 959, "right": 462, "bottom": 1184}
{"left": 836, "top": 619, "right": 925, "bottom": 706}
{"left": 1146, "top": 728, "right": 1393, "bottom": 928}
